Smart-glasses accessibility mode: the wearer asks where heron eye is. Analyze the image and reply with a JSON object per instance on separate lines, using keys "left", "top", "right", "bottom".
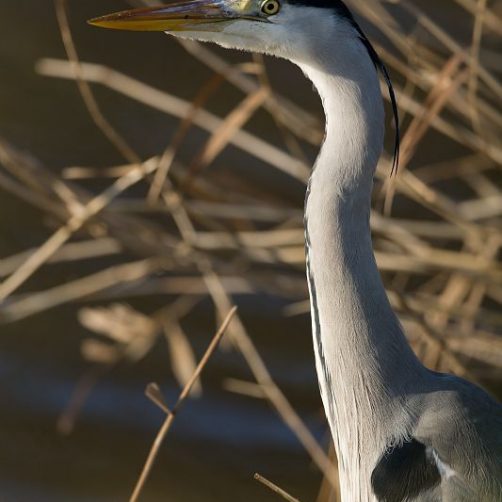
{"left": 261, "top": 0, "right": 280, "bottom": 15}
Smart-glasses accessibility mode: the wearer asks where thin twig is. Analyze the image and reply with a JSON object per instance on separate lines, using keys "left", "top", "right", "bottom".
{"left": 54, "top": 0, "right": 141, "bottom": 164}
{"left": 129, "top": 306, "right": 237, "bottom": 502}
{"left": 254, "top": 473, "right": 301, "bottom": 502}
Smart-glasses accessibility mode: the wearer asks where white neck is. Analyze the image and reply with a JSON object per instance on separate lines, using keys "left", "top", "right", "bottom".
{"left": 296, "top": 37, "right": 424, "bottom": 501}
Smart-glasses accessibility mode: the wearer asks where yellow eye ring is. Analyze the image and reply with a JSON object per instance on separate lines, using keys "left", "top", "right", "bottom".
{"left": 261, "top": 0, "right": 280, "bottom": 15}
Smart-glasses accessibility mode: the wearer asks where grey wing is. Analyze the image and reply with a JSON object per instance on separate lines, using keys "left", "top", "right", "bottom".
{"left": 413, "top": 378, "right": 502, "bottom": 501}
{"left": 372, "top": 377, "right": 502, "bottom": 502}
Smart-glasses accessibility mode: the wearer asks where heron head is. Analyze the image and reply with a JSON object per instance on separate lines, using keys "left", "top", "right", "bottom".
{"left": 89, "top": 1, "right": 400, "bottom": 172}
{"left": 89, "top": 0, "right": 360, "bottom": 65}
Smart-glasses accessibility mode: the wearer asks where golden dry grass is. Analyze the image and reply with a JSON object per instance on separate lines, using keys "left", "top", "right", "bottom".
{"left": 0, "top": 0, "right": 501, "bottom": 500}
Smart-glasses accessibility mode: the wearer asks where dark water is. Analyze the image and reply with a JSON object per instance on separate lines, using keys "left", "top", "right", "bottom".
{"left": 0, "top": 306, "right": 322, "bottom": 501}
{"left": 0, "top": 1, "right": 497, "bottom": 501}
{"left": 0, "top": 2, "right": 325, "bottom": 500}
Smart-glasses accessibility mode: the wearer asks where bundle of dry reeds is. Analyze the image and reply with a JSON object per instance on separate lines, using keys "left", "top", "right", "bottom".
{"left": 0, "top": 0, "right": 500, "bottom": 500}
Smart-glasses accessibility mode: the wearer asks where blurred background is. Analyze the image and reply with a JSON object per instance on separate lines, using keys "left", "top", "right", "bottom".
{"left": 0, "top": 0, "right": 501, "bottom": 500}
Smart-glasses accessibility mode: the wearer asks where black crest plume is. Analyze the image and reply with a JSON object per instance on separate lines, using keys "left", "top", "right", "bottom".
{"left": 357, "top": 31, "right": 400, "bottom": 175}
{"left": 273, "top": 0, "right": 400, "bottom": 173}
{"left": 330, "top": 1, "right": 401, "bottom": 175}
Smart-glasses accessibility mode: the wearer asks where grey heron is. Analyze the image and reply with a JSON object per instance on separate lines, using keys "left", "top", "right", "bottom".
{"left": 90, "top": 2, "right": 502, "bottom": 500}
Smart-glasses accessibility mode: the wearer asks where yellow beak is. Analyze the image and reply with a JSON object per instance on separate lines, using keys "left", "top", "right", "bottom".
{"left": 88, "top": 1, "right": 261, "bottom": 32}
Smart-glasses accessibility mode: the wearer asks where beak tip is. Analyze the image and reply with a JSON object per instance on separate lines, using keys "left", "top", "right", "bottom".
{"left": 87, "top": 15, "right": 126, "bottom": 30}
{"left": 87, "top": 16, "right": 107, "bottom": 28}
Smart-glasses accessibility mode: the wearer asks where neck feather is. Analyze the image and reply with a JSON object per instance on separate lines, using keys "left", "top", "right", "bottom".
{"left": 297, "top": 37, "right": 423, "bottom": 499}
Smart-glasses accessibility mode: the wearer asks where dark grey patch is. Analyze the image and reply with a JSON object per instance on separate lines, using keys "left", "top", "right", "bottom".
{"left": 287, "top": 0, "right": 400, "bottom": 174}
{"left": 371, "top": 439, "right": 441, "bottom": 502}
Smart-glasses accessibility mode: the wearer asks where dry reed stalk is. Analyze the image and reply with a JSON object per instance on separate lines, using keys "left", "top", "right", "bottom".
{"left": 129, "top": 306, "right": 237, "bottom": 502}
{"left": 147, "top": 72, "right": 227, "bottom": 203}
{"left": 254, "top": 473, "right": 302, "bottom": 502}
{"left": 200, "top": 269, "right": 341, "bottom": 490}
{"left": 36, "top": 59, "right": 310, "bottom": 181}
{"left": 55, "top": 0, "right": 141, "bottom": 164}
{"left": 0, "top": 158, "right": 160, "bottom": 302}
{"left": 0, "top": 1, "right": 501, "bottom": 500}
{"left": 0, "top": 258, "right": 164, "bottom": 323}
{"left": 185, "top": 86, "right": 270, "bottom": 183}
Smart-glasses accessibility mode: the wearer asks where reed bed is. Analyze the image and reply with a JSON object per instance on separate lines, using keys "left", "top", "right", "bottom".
{"left": 0, "top": 0, "right": 501, "bottom": 500}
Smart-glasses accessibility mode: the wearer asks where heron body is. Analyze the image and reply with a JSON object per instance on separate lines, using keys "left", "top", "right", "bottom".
{"left": 91, "top": 2, "right": 502, "bottom": 500}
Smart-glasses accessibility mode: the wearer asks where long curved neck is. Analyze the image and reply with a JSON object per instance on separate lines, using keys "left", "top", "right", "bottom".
{"left": 297, "top": 38, "right": 423, "bottom": 500}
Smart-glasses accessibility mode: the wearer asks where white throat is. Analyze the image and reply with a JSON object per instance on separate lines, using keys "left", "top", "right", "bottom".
{"left": 296, "top": 34, "right": 424, "bottom": 501}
